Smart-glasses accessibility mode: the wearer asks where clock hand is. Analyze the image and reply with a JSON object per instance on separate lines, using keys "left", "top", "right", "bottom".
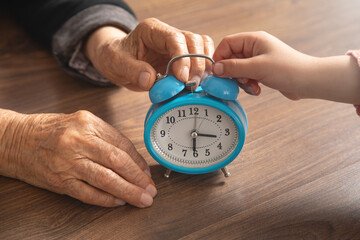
{"left": 193, "top": 112, "right": 197, "bottom": 131}
{"left": 191, "top": 131, "right": 198, "bottom": 151}
{"left": 197, "top": 133, "right": 217, "bottom": 138}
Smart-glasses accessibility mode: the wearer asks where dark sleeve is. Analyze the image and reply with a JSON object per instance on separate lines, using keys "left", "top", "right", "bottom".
{"left": 2, "top": 0, "right": 136, "bottom": 49}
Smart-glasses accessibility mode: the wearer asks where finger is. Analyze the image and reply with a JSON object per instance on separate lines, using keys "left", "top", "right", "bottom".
{"left": 74, "top": 110, "right": 152, "bottom": 177}
{"left": 213, "top": 32, "right": 256, "bottom": 61}
{"left": 235, "top": 78, "right": 261, "bottom": 96}
{"left": 212, "top": 56, "right": 262, "bottom": 80}
{"left": 203, "top": 35, "right": 215, "bottom": 74}
{"left": 64, "top": 178, "right": 126, "bottom": 207}
{"left": 182, "top": 31, "right": 205, "bottom": 88}
{"left": 112, "top": 52, "right": 158, "bottom": 91}
{"left": 139, "top": 18, "right": 191, "bottom": 82}
{"left": 82, "top": 137, "right": 156, "bottom": 194}
{"left": 75, "top": 159, "right": 154, "bottom": 208}
{"left": 165, "top": 32, "right": 190, "bottom": 83}
{"left": 91, "top": 117, "right": 151, "bottom": 176}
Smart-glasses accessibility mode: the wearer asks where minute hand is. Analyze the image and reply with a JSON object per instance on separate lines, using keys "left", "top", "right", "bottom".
{"left": 197, "top": 133, "right": 217, "bottom": 138}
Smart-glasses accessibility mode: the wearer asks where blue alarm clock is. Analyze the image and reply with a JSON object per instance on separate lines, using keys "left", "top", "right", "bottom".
{"left": 144, "top": 54, "right": 247, "bottom": 178}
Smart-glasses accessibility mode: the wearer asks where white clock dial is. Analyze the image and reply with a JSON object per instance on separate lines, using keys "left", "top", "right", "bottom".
{"left": 150, "top": 105, "right": 239, "bottom": 168}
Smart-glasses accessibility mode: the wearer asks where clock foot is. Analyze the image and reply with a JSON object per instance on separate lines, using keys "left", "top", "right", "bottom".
{"left": 164, "top": 169, "right": 172, "bottom": 178}
{"left": 221, "top": 167, "right": 231, "bottom": 177}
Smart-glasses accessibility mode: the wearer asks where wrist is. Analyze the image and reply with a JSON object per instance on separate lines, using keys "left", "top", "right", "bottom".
{"left": 299, "top": 55, "right": 360, "bottom": 103}
{"left": 0, "top": 109, "right": 31, "bottom": 178}
{"left": 84, "top": 26, "right": 128, "bottom": 65}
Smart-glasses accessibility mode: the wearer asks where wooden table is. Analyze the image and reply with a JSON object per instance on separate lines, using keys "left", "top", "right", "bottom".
{"left": 1, "top": 0, "right": 360, "bottom": 239}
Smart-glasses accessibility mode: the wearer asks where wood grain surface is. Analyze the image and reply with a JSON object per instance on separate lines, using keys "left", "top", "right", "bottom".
{"left": 1, "top": 0, "right": 360, "bottom": 239}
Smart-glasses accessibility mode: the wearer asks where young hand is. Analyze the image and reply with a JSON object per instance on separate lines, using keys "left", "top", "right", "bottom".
{"left": 212, "top": 31, "right": 360, "bottom": 103}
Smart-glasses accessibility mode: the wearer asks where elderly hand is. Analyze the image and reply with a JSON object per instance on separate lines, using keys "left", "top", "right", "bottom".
{"left": 0, "top": 109, "right": 156, "bottom": 208}
{"left": 85, "top": 18, "right": 214, "bottom": 91}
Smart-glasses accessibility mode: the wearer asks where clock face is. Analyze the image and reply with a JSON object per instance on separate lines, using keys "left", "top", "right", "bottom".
{"left": 150, "top": 104, "right": 239, "bottom": 168}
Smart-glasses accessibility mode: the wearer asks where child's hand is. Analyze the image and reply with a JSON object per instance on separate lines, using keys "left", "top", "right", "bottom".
{"left": 212, "top": 31, "right": 313, "bottom": 100}
{"left": 212, "top": 31, "right": 360, "bottom": 104}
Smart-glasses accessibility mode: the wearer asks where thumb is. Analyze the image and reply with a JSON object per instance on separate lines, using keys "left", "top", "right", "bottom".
{"left": 212, "top": 57, "right": 261, "bottom": 80}
{"left": 111, "top": 54, "right": 157, "bottom": 91}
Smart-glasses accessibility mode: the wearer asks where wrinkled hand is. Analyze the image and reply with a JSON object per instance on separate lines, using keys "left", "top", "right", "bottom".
{"left": 212, "top": 31, "right": 315, "bottom": 100}
{"left": 0, "top": 110, "right": 156, "bottom": 208}
{"left": 85, "top": 18, "right": 214, "bottom": 91}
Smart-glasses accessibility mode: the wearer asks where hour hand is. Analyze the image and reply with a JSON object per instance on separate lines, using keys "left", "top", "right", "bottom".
{"left": 193, "top": 138, "right": 196, "bottom": 151}
{"left": 197, "top": 133, "right": 217, "bottom": 138}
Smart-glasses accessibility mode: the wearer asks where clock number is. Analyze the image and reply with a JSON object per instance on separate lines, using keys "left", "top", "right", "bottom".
{"left": 168, "top": 143, "right": 173, "bottom": 151}
{"left": 193, "top": 150, "right": 198, "bottom": 158}
{"left": 204, "top": 109, "right": 208, "bottom": 117}
{"left": 225, "top": 128, "right": 230, "bottom": 136}
{"left": 178, "top": 109, "right": 186, "bottom": 117}
{"left": 217, "top": 142, "right": 222, "bottom": 150}
{"left": 189, "top": 107, "right": 199, "bottom": 115}
{"left": 160, "top": 130, "right": 166, "bottom": 137}
{"left": 182, "top": 149, "right": 187, "bottom": 157}
{"left": 166, "top": 116, "right": 175, "bottom": 124}
{"left": 205, "top": 149, "right": 210, "bottom": 156}
{"left": 216, "top": 115, "right": 222, "bottom": 122}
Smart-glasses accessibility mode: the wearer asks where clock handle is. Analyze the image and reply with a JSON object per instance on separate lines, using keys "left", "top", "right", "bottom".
{"left": 158, "top": 54, "right": 215, "bottom": 80}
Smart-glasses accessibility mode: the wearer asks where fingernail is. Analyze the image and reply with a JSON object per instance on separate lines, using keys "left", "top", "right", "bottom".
{"left": 138, "top": 71, "right": 150, "bottom": 90}
{"left": 254, "top": 86, "right": 261, "bottom": 95}
{"left": 140, "top": 192, "right": 153, "bottom": 207}
{"left": 145, "top": 184, "right": 157, "bottom": 198}
{"left": 244, "top": 86, "right": 259, "bottom": 96}
{"left": 115, "top": 199, "right": 126, "bottom": 206}
{"left": 191, "top": 75, "right": 201, "bottom": 86}
{"left": 144, "top": 169, "right": 152, "bottom": 178}
{"left": 213, "top": 63, "right": 224, "bottom": 75}
{"left": 181, "top": 66, "right": 189, "bottom": 82}
{"left": 242, "top": 85, "right": 256, "bottom": 96}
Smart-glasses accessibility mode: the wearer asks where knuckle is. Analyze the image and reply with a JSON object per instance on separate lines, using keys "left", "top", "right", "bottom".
{"left": 101, "top": 38, "right": 123, "bottom": 56}
{"left": 80, "top": 190, "right": 114, "bottom": 207}
{"left": 73, "top": 110, "right": 94, "bottom": 124}
{"left": 116, "top": 151, "right": 133, "bottom": 172}
{"left": 256, "top": 31, "right": 269, "bottom": 37}
{"left": 98, "top": 168, "right": 118, "bottom": 187}
{"left": 97, "top": 195, "right": 115, "bottom": 207}
{"left": 132, "top": 170, "right": 148, "bottom": 185}
{"left": 184, "top": 33, "right": 204, "bottom": 48}
{"left": 141, "top": 17, "right": 160, "bottom": 26}
{"left": 138, "top": 18, "right": 162, "bottom": 33}
{"left": 169, "top": 31, "right": 186, "bottom": 43}
{"left": 46, "top": 173, "right": 63, "bottom": 189}
{"left": 202, "top": 35, "right": 214, "bottom": 44}
{"left": 223, "top": 35, "right": 233, "bottom": 43}
{"left": 192, "top": 33, "right": 203, "bottom": 42}
{"left": 117, "top": 135, "right": 135, "bottom": 153}
{"left": 117, "top": 182, "right": 134, "bottom": 199}
{"left": 62, "top": 178, "right": 77, "bottom": 195}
